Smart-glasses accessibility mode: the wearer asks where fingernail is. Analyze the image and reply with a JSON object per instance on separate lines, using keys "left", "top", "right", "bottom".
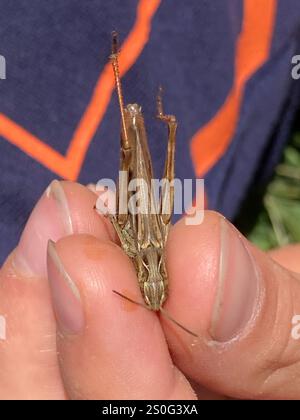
{"left": 13, "top": 180, "right": 73, "bottom": 278}
{"left": 46, "top": 180, "right": 73, "bottom": 236}
{"left": 210, "top": 218, "right": 260, "bottom": 342}
{"left": 47, "top": 240, "right": 84, "bottom": 334}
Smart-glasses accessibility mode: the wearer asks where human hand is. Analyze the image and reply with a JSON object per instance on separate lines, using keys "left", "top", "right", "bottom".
{"left": 1, "top": 180, "right": 300, "bottom": 399}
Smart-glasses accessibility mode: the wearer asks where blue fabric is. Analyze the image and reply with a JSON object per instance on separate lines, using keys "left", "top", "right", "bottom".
{"left": 0, "top": 0, "right": 300, "bottom": 264}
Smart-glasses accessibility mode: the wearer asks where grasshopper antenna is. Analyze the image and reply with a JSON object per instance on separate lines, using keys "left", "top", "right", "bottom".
{"left": 110, "top": 31, "right": 129, "bottom": 149}
{"left": 112, "top": 290, "right": 149, "bottom": 310}
{"left": 160, "top": 307, "right": 198, "bottom": 338}
{"left": 113, "top": 290, "right": 198, "bottom": 338}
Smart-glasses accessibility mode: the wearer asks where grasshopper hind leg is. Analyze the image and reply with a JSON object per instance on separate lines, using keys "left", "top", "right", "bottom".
{"left": 156, "top": 87, "right": 177, "bottom": 227}
{"left": 107, "top": 214, "right": 137, "bottom": 258}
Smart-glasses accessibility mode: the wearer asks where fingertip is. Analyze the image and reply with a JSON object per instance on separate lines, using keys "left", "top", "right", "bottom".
{"left": 59, "top": 181, "right": 117, "bottom": 242}
{"left": 164, "top": 212, "right": 300, "bottom": 399}
{"left": 50, "top": 234, "right": 194, "bottom": 399}
{"left": 13, "top": 180, "right": 116, "bottom": 280}
{"left": 50, "top": 235, "right": 170, "bottom": 398}
{"left": 268, "top": 244, "right": 300, "bottom": 273}
{"left": 165, "top": 211, "right": 222, "bottom": 337}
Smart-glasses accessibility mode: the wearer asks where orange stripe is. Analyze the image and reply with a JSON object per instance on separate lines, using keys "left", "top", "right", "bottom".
{"left": 190, "top": 0, "right": 277, "bottom": 177}
{"left": 0, "top": 114, "right": 71, "bottom": 174}
{"left": 0, "top": 0, "right": 161, "bottom": 180}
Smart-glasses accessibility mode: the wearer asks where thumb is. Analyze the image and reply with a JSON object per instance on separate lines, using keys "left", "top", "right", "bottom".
{"left": 47, "top": 234, "right": 195, "bottom": 400}
{"left": 163, "top": 211, "right": 300, "bottom": 400}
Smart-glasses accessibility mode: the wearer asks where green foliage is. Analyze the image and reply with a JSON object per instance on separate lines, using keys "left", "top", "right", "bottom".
{"left": 237, "top": 128, "right": 300, "bottom": 250}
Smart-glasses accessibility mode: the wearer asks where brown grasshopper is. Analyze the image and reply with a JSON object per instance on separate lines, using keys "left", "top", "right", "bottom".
{"left": 103, "top": 32, "right": 196, "bottom": 336}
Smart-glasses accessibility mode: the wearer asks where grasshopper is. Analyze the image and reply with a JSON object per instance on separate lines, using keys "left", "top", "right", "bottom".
{"left": 103, "top": 32, "right": 196, "bottom": 337}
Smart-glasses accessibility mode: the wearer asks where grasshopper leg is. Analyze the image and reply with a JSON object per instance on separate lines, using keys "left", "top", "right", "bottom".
{"left": 156, "top": 86, "right": 177, "bottom": 227}
{"left": 107, "top": 214, "right": 137, "bottom": 258}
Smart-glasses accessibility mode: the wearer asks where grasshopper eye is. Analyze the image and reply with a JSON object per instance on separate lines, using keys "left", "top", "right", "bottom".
{"left": 144, "top": 295, "right": 151, "bottom": 308}
{"left": 158, "top": 256, "right": 162, "bottom": 271}
{"left": 142, "top": 258, "right": 149, "bottom": 271}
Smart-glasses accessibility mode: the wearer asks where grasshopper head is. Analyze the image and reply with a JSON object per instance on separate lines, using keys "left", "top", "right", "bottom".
{"left": 144, "top": 279, "right": 166, "bottom": 311}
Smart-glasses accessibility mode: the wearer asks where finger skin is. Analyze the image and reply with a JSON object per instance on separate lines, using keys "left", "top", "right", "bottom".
{"left": 50, "top": 234, "right": 196, "bottom": 400}
{"left": 269, "top": 244, "right": 300, "bottom": 273}
{"left": 0, "top": 254, "right": 65, "bottom": 400}
{"left": 61, "top": 181, "right": 116, "bottom": 243}
{"left": 0, "top": 181, "right": 115, "bottom": 400}
{"left": 163, "top": 211, "right": 300, "bottom": 400}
